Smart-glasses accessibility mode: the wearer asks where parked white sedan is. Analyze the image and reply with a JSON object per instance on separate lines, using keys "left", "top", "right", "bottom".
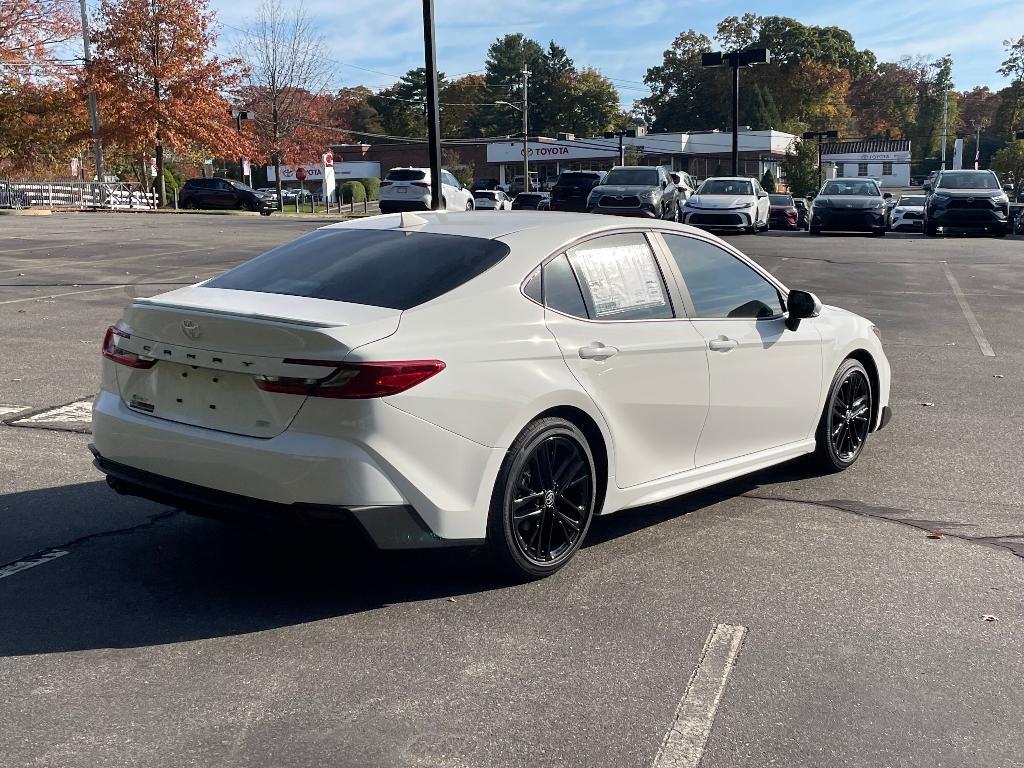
{"left": 92, "top": 212, "right": 891, "bottom": 579}
{"left": 682, "top": 176, "right": 772, "bottom": 233}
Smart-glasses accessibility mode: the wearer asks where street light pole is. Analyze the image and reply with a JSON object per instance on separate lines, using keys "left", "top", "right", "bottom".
{"left": 521, "top": 69, "right": 530, "bottom": 193}
{"left": 702, "top": 48, "right": 770, "bottom": 177}
{"left": 803, "top": 130, "right": 839, "bottom": 190}
{"left": 421, "top": 0, "right": 443, "bottom": 210}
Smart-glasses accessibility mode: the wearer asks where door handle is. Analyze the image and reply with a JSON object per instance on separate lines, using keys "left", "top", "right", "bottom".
{"left": 578, "top": 342, "right": 618, "bottom": 360}
{"left": 708, "top": 336, "right": 738, "bottom": 352}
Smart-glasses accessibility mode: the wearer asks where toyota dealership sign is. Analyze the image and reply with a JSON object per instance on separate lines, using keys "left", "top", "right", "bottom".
{"left": 486, "top": 139, "right": 618, "bottom": 163}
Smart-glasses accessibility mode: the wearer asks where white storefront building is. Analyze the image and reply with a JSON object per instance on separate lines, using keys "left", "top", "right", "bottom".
{"left": 819, "top": 139, "right": 912, "bottom": 188}
{"left": 484, "top": 129, "right": 797, "bottom": 187}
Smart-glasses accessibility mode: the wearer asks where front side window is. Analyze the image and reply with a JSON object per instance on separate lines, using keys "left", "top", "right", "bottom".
{"left": 662, "top": 234, "right": 782, "bottom": 319}
{"left": 566, "top": 233, "right": 673, "bottom": 321}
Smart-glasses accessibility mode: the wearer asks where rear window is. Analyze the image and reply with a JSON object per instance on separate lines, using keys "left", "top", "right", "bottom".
{"left": 768, "top": 195, "right": 793, "bottom": 205}
{"left": 207, "top": 229, "right": 509, "bottom": 310}
{"left": 386, "top": 169, "right": 427, "bottom": 181}
{"left": 474, "top": 191, "right": 497, "bottom": 199}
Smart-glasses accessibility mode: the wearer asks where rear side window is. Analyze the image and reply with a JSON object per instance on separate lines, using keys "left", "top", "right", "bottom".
{"left": 566, "top": 233, "right": 673, "bottom": 321}
{"left": 662, "top": 234, "right": 782, "bottom": 319}
{"left": 386, "top": 169, "right": 426, "bottom": 181}
{"left": 543, "top": 255, "right": 589, "bottom": 318}
{"left": 207, "top": 229, "right": 509, "bottom": 310}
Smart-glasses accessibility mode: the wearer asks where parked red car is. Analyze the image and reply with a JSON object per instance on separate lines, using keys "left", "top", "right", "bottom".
{"left": 768, "top": 193, "right": 799, "bottom": 230}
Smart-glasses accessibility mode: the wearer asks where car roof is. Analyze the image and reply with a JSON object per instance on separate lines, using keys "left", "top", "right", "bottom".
{"left": 322, "top": 210, "right": 697, "bottom": 244}
{"left": 701, "top": 176, "right": 754, "bottom": 182}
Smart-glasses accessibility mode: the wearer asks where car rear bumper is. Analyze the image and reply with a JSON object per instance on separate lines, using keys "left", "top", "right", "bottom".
{"left": 92, "top": 449, "right": 474, "bottom": 549}
{"left": 90, "top": 389, "right": 499, "bottom": 541}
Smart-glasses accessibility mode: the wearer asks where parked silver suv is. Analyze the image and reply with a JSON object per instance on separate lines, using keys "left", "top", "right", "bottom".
{"left": 586, "top": 165, "right": 681, "bottom": 221}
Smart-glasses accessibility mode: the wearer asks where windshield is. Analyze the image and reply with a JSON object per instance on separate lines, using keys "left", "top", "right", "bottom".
{"left": 769, "top": 195, "right": 793, "bottom": 206}
{"left": 698, "top": 180, "right": 753, "bottom": 196}
{"left": 898, "top": 196, "right": 926, "bottom": 206}
{"left": 937, "top": 172, "right": 999, "bottom": 190}
{"left": 821, "top": 180, "right": 880, "bottom": 196}
{"left": 602, "top": 168, "right": 660, "bottom": 186}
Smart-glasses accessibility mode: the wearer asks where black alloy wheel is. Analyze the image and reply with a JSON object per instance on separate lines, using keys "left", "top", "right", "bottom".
{"left": 488, "top": 417, "right": 597, "bottom": 580}
{"left": 814, "top": 358, "right": 872, "bottom": 472}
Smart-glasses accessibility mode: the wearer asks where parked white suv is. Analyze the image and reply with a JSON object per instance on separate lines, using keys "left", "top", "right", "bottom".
{"left": 379, "top": 167, "right": 475, "bottom": 213}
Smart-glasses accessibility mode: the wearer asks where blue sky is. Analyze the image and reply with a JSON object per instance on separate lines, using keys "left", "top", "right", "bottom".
{"left": 211, "top": 0, "right": 1023, "bottom": 104}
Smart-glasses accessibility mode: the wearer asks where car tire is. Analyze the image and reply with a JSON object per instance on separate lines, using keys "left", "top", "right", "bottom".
{"left": 813, "top": 358, "right": 873, "bottom": 473}
{"left": 924, "top": 220, "right": 937, "bottom": 237}
{"left": 486, "top": 417, "right": 597, "bottom": 581}
{"left": 873, "top": 228, "right": 886, "bottom": 237}
{"left": 809, "top": 225, "right": 822, "bottom": 235}
{"left": 465, "top": 199, "right": 474, "bottom": 211}
{"left": 183, "top": 199, "right": 199, "bottom": 210}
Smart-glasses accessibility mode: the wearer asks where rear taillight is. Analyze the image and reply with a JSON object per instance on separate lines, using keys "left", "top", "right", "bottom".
{"left": 411, "top": 181, "right": 430, "bottom": 189}
{"left": 102, "top": 326, "right": 156, "bottom": 369}
{"left": 255, "top": 360, "right": 445, "bottom": 399}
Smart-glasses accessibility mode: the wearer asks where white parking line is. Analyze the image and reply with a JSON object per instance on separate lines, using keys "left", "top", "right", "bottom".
{"left": 0, "top": 404, "right": 30, "bottom": 417}
{"left": 942, "top": 261, "right": 995, "bottom": 357}
{"left": 0, "top": 550, "right": 69, "bottom": 580}
{"left": 11, "top": 399, "right": 93, "bottom": 428}
{"left": 652, "top": 623, "right": 747, "bottom": 768}
{"left": 0, "top": 268, "right": 220, "bottom": 306}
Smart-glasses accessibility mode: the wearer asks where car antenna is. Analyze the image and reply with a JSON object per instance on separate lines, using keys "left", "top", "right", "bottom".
{"left": 398, "top": 212, "right": 429, "bottom": 228}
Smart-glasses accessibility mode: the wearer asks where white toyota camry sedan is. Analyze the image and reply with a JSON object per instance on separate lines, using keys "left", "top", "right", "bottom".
{"left": 91, "top": 211, "right": 892, "bottom": 579}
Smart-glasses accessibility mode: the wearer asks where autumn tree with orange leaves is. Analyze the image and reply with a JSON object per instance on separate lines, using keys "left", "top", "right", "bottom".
{"left": 0, "top": 0, "right": 86, "bottom": 174}
{"left": 91, "top": 0, "right": 249, "bottom": 205}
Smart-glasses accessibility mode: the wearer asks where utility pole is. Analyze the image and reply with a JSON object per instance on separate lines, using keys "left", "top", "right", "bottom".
{"left": 974, "top": 123, "right": 984, "bottom": 170}
{"left": 421, "top": 0, "right": 442, "bottom": 210}
{"left": 702, "top": 48, "right": 770, "bottom": 176}
{"left": 79, "top": 0, "right": 104, "bottom": 182}
{"left": 521, "top": 68, "right": 530, "bottom": 193}
{"left": 940, "top": 89, "right": 949, "bottom": 170}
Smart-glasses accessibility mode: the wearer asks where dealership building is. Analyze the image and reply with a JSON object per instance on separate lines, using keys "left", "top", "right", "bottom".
{"left": 819, "top": 139, "right": 912, "bottom": 188}
{"left": 332, "top": 128, "right": 797, "bottom": 188}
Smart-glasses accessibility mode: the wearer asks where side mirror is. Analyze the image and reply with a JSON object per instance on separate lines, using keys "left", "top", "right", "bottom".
{"left": 1004, "top": 184, "right": 1013, "bottom": 192}
{"left": 923, "top": 182, "right": 932, "bottom": 192}
{"left": 807, "top": 192, "right": 817, "bottom": 200}
{"left": 883, "top": 192, "right": 892, "bottom": 200}
{"left": 785, "top": 289, "right": 822, "bottom": 331}
{"left": 661, "top": 180, "right": 667, "bottom": 189}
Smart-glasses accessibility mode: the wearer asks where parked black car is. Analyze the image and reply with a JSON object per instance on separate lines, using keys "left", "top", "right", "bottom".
{"left": 586, "top": 165, "right": 680, "bottom": 220}
{"left": 180, "top": 178, "right": 274, "bottom": 214}
{"left": 809, "top": 178, "right": 889, "bottom": 236}
{"left": 550, "top": 170, "right": 605, "bottom": 212}
{"left": 511, "top": 192, "right": 550, "bottom": 210}
{"left": 924, "top": 169, "right": 1010, "bottom": 237}
{"left": 472, "top": 178, "right": 501, "bottom": 191}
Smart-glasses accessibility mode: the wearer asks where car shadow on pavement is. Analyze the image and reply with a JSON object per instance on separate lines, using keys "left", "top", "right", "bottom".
{"left": 0, "top": 460, "right": 821, "bottom": 656}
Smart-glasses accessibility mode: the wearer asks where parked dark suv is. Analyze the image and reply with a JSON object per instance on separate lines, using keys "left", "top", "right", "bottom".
{"left": 924, "top": 169, "right": 1010, "bottom": 236}
{"left": 550, "top": 170, "right": 605, "bottom": 212}
{"left": 180, "top": 178, "right": 274, "bottom": 214}
{"left": 586, "top": 165, "right": 680, "bottom": 220}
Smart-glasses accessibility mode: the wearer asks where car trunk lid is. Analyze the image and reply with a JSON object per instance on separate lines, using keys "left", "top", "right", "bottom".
{"left": 112, "top": 286, "right": 400, "bottom": 438}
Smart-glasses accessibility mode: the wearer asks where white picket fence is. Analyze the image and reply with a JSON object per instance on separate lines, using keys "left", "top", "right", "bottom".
{"left": 1, "top": 181, "right": 157, "bottom": 210}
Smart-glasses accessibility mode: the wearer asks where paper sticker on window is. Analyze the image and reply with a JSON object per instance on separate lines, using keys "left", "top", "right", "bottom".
{"left": 570, "top": 241, "right": 667, "bottom": 317}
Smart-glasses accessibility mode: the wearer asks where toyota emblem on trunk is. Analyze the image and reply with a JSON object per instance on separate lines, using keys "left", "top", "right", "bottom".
{"left": 181, "top": 319, "right": 202, "bottom": 340}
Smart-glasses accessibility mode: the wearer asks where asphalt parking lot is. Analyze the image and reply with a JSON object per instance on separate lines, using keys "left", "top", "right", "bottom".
{"left": 2, "top": 212, "right": 1023, "bottom": 768}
